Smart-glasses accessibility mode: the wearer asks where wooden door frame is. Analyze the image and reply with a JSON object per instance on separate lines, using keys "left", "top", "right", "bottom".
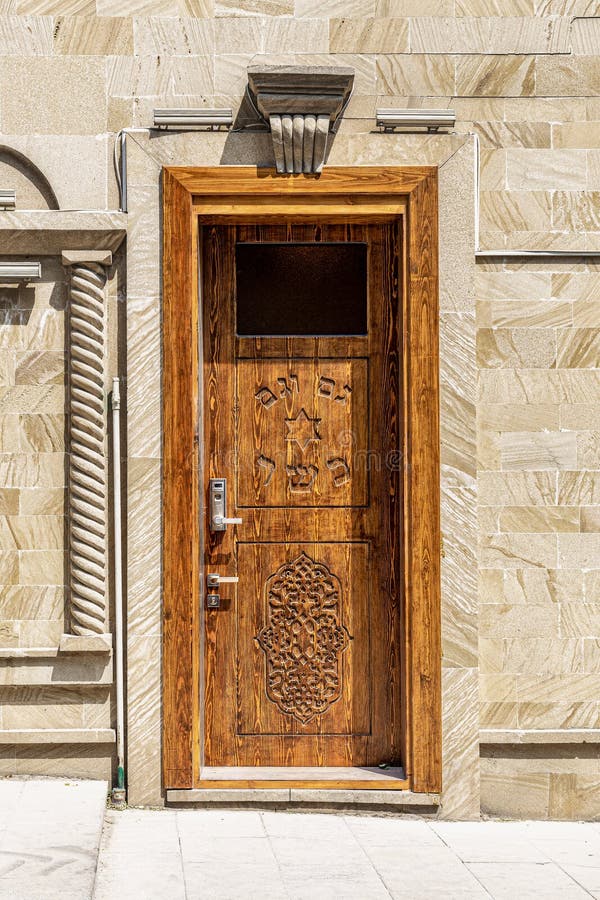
{"left": 162, "top": 166, "right": 441, "bottom": 794}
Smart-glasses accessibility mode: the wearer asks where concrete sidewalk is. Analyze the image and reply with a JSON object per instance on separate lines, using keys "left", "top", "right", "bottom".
{"left": 94, "top": 808, "right": 600, "bottom": 900}
{"left": 2, "top": 779, "right": 600, "bottom": 899}
{"left": 0, "top": 777, "right": 107, "bottom": 900}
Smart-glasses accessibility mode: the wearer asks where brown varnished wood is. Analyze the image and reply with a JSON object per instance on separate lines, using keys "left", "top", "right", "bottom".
{"left": 162, "top": 166, "right": 441, "bottom": 794}
{"left": 202, "top": 222, "right": 402, "bottom": 768}
{"left": 162, "top": 168, "right": 199, "bottom": 788}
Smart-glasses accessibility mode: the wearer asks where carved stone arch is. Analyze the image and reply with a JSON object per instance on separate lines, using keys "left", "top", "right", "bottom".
{"left": 0, "top": 145, "right": 59, "bottom": 210}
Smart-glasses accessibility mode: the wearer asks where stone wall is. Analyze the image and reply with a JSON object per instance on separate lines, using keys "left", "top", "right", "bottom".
{"left": 0, "top": 1, "right": 599, "bottom": 817}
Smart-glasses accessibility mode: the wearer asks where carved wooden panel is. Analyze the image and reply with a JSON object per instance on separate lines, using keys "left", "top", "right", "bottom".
{"left": 237, "top": 358, "right": 368, "bottom": 507}
{"left": 237, "top": 542, "right": 370, "bottom": 736}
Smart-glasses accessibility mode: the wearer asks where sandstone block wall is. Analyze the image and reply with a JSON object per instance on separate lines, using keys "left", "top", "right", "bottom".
{"left": 0, "top": 0, "right": 599, "bottom": 817}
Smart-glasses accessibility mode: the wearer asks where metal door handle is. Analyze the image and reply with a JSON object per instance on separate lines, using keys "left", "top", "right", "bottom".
{"left": 207, "top": 574, "right": 239, "bottom": 588}
{"left": 209, "top": 478, "right": 243, "bottom": 532}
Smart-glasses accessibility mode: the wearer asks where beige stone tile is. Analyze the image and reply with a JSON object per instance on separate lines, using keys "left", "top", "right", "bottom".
{"left": 583, "top": 638, "right": 600, "bottom": 672}
{"left": 479, "top": 533, "right": 557, "bottom": 568}
{"left": 0, "top": 351, "right": 15, "bottom": 388}
{"left": 479, "top": 506, "right": 499, "bottom": 532}
{"left": 585, "top": 570, "right": 600, "bottom": 601}
{"left": 0, "top": 386, "right": 63, "bottom": 415}
{"left": 477, "top": 329, "right": 558, "bottom": 368}
{"left": 480, "top": 191, "right": 552, "bottom": 232}
{"left": 459, "top": 0, "right": 533, "bottom": 10}
{"left": 479, "top": 637, "right": 503, "bottom": 674}
{"left": 438, "top": 140, "right": 476, "bottom": 314}
{"left": 478, "top": 472, "right": 557, "bottom": 506}
{"left": 503, "top": 230, "right": 596, "bottom": 253}
{"left": 499, "top": 431, "right": 577, "bottom": 470}
{"left": 536, "top": 57, "right": 600, "bottom": 97}
{"left": 478, "top": 428, "right": 501, "bottom": 470}
{"left": 377, "top": 0, "right": 453, "bottom": 10}
{"left": 456, "top": 55, "right": 534, "bottom": 97}
{"left": 14, "top": 351, "right": 64, "bottom": 386}
{"left": 441, "top": 487, "right": 478, "bottom": 667}
{"left": 507, "top": 569, "right": 583, "bottom": 604}
{"left": 376, "top": 53, "right": 454, "bottom": 95}
{"left": 0, "top": 489, "right": 19, "bottom": 516}
{"left": 0, "top": 57, "right": 106, "bottom": 134}
{"left": 581, "top": 508, "right": 600, "bottom": 532}
{"left": 2, "top": 686, "right": 87, "bottom": 728}
{"left": 0, "top": 551, "right": 19, "bottom": 585}
{"left": 100, "top": 0, "right": 211, "bottom": 13}
{"left": 415, "top": 15, "right": 567, "bottom": 54}
{"left": 557, "top": 329, "right": 600, "bottom": 368}
{"left": 517, "top": 673, "right": 600, "bottom": 702}
{"left": 133, "top": 16, "right": 214, "bottom": 55}
{"left": 549, "top": 774, "right": 600, "bottom": 821}
{"left": 518, "top": 700, "right": 600, "bottom": 729}
{"left": 214, "top": 51, "right": 254, "bottom": 94}
{"left": 330, "top": 16, "right": 408, "bottom": 52}
{"left": 480, "top": 370, "right": 600, "bottom": 403}
{"left": 570, "top": 16, "right": 600, "bottom": 55}
{"left": 480, "top": 149, "right": 506, "bottom": 191}
{"left": 559, "top": 471, "right": 600, "bottom": 505}
{"left": 296, "top": 0, "right": 373, "bottom": 14}
{"left": 127, "top": 458, "right": 161, "bottom": 637}
{"left": 19, "top": 487, "right": 64, "bottom": 516}
{"left": 0, "top": 515, "right": 64, "bottom": 550}
{"left": 482, "top": 770, "right": 550, "bottom": 818}
{"left": 18, "top": 549, "right": 65, "bottom": 585}
{"left": 0, "top": 416, "right": 21, "bottom": 452}
{"left": 552, "top": 273, "right": 600, "bottom": 301}
{"left": 442, "top": 668, "right": 480, "bottom": 819}
{"left": 16, "top": 0, "right": 93, "bottom": 10}
{"left": 477, "top": 301, "right": 570, "bottom": 328}
{"left": 480, "top": 701, "right": 519, "bottom": 728}
{"left": 14, "top": 745, "right": 113, "bottom": 781}
{"left": 553, "top": 191, "right": 600, "bottom": 231}
{"left": 0, "top": 15, "right": 52, "bottom": 54}
{"left": 476, "top": 270, "right": 552, "bottom": 300}
{"left": 502, "top": 638, "right": 583, "bottom": 674}
{"left": 480, "top": 673, "right": 518, "bottom": 701}
{"left": 577, "top": 432, "right": 600, "bottom": 468}
{"left": 263, "top": 16, "right": 329, "bottom": 51}
{"left": 480, "top": 604, "right": 559, "bottom": 639}
{"left": 0, "top": 585, "right": 63, "bottom": 619}
{"left": 480, "top": 404, "right": 559, "bottom": 432}
{"left": 0, "top": 621, "right": 19, "bottom": 645}
{"left": 573, "top": 301, "right": 600, "bottom": 327}
{"left": 54, "top": 16, "right": 133, "bottom": 54}
{"left": 553, "top": 123, "right": 600, "bottom": 151}
{"left": 19, "top": 415, "right": 65, "bottom": 452}
{"left": 473, "top": 121, "right": 552, "bottom": 150}
{"left": 439, "top": 313, "right": 476, "bottom": 487}
{"left": 507, "top": 149, "right": 587, "bottom": 191}
{"left": 108, "top": 54, "right": 213, "bottom": 98}
{"left": 504, "top": 96, "right": 587, "bottom": 122}
{"left": 537, "top": 0, "right": 600, "bottom": 11}
{"left": 107, "top": 97, "right": 133, "bottom": 133}
{"left": 126, "top": 635, "right": 161, "bottom": 806}
{"left": 126, "top": 296, "right": 160, "bottom": 459}
{"left": 561, "top": 603, "right": 600, "bottom": 638}
{"left": 216, "top": 0, "right": 290, "bottom": 13}
{"left": 499, "top": 506, "right": 579, "bottom": 533}
{"left": 18, "top": 620, "right": 62, "bottom": 646}
{"left": 560, "top": 533, "right": 600, "bottom": 568}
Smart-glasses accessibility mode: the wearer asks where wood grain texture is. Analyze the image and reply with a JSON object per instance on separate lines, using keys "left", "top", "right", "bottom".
{"left": 162, "top": 166, "right": 441, "bottom": 794}
{"left": 162, "top": 168, "right": 199, "bottom": 789}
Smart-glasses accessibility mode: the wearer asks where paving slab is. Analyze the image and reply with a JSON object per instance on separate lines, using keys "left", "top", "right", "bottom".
{"left": 0, "top": 777, "right": 107, "bottom": 900}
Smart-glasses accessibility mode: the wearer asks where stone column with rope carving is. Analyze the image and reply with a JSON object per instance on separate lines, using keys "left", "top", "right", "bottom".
{"left": 62, "top": 250, "right": 112, "bottom": 637}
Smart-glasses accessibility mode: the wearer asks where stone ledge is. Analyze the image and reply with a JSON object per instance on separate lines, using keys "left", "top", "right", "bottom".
{"left": 0, "top": 211, "right": 126, "bottom": 254}
{"left": 0, "top": 729, "right": 115, "bottom": 744}
{"left": 167, "top": 788, "right": 440, "bottom": 807}
{"left": 0, "top": 635, "right": 112, "bottom": 659}
{"left": 481, "top": 729, "right": 600, "bottom": 745}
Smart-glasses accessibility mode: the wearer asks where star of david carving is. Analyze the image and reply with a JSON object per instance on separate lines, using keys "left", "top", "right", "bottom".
{"left": 284, "top": 408, "right": 321, "bottom": 451}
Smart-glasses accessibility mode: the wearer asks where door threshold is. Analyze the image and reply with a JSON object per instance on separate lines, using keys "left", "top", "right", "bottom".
{"left": 194, "top": 766, "right": 409, "bottom": 791}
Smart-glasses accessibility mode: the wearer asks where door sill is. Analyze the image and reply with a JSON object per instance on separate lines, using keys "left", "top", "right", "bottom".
{"left": 194, "top": 766, "right": 409, "bottom": 791}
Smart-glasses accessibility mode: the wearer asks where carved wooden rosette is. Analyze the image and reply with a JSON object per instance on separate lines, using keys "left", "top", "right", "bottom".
{"left": 63, "top": 251, "right": 112, "bottom": 636}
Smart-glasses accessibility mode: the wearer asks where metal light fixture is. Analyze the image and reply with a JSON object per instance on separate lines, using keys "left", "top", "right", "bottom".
{"left": 376, "top": 109, "right": 456, "bottom": 133}
{"left": 0, "top": 190, "right": 16, "bottom": 209}
{"left": 153, "top": 109, "right": 233, "bottom": 129}
{"left": 0, "top": 262, "right": 41, "bottom": 280}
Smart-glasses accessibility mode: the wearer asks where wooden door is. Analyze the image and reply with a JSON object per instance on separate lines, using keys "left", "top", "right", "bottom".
{"left": 202, "top": 222, "right": 402, "bottom": 768}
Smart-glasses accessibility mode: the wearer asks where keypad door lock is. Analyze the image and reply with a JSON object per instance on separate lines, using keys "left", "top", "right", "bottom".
{"left": 206, "top": 573, "right": 239, "bottom": 610}
{"left": 209, "top": 478, "right": 243, "bottom": 532}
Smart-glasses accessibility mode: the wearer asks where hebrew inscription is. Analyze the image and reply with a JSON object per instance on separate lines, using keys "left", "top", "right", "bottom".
{"left": 255, "top": 552, "right": 351, "bottom": 724}
{"left": 238, "top": 359, "right": 368, "bottom": 507}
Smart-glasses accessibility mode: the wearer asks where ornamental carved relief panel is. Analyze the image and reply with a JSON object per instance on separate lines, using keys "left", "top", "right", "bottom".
{"left": 255, "top": 552, "right": 352, "bottom": 724}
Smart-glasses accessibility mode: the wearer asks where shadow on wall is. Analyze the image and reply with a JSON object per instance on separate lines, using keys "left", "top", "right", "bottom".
{"left": 0, "top": 146, "right": 59, "bottom": 210}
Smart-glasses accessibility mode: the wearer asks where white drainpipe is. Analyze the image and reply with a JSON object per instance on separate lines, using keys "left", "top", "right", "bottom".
{"left": 111, "top": 377, "right": 126, "bottom": 806}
